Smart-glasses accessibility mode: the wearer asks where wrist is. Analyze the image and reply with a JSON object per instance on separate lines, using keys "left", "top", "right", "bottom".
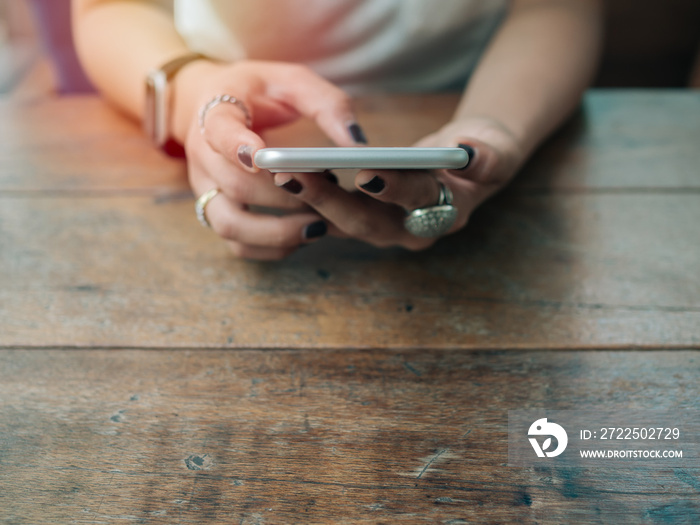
{"left": 449, "top": 116, "right": 527, "bottom": 169}
{"left": 144, "top": 53, "right": 212, "bottom": 150}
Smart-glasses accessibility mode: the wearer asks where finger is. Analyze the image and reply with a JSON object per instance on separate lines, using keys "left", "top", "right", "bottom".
{"left": 191, "top": 141, "right": 309, "bottom": 211}
{"left": 354, "top": 169, "right": 471, "bottom": 241}
{"left": 200, "top": 189, "right": 327, "bottom": 248}
{"left": 446, "top": 140, "right": 511, "bottom": 206}
{"left": 273, "top": 172, "right": 433, "bottom": 249}
{"left": 446, "top": 140, "right": 503, "bottom": 186}
{"left": 354, "top": 169, "right": 442, "bottom": 211}
{"left": 247, "top": 96, "right": 301, "bottom": 129}
{"left": 264, "top": 64, "right": 367, "bottom": 147}
{"left": 199, "top": 97, "right": 266, "bottom": 173}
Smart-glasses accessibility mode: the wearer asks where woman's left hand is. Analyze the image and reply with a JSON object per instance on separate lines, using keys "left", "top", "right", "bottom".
{"left": 272, "top": 117, "right": 525, "bottom": 250}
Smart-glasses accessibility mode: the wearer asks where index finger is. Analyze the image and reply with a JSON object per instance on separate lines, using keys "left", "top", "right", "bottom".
{"left": 262, "top": 64, "right": 366, "bottom": 147}
{"left": 199, "top": 96, "right": 267, "bottom": 172}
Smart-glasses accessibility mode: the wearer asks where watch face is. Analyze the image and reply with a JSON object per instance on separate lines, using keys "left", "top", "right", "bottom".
{"left": 144, "top": 76, "right": 156, "bottom": 142}
{"left": 144, "top": 70, "right": 168, "bottom": 146}
{"left": 144, "top": 54, "right": 206, "bottom": 148}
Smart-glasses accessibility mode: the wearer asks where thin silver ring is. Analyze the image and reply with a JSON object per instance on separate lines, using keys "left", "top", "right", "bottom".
{"left": 195, "top": 188, "right": 221, "bottom": 228}
{"left": 403, "top": 180, "right": 458, "bottom": 238}
{"left": 198, "top": 94, "right": 252, "bottom": 133}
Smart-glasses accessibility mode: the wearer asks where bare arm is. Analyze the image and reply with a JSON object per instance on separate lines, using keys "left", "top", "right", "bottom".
{"left": 72, "top": 0, "right": 362, "bottom": 260}
{"left": 455, "top": 0, "right": 603, "bottom": 160}
{"left": 72, "top": 0, "right": 604, "bottom": 257}
{"left": 72, "top": 0, "right": 192, "bottom": 121}
{"left": 290, "top": 0, "right": 604, "bottom": 251}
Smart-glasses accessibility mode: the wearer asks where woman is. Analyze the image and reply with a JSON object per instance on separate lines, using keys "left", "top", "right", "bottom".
{"left": 73, "top": 0, "right": 602, "bottom": 260}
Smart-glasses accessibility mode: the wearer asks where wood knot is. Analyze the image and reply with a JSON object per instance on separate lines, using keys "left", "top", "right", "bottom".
{"left": 184, "top": 454, "right": 213, "bottom": 471}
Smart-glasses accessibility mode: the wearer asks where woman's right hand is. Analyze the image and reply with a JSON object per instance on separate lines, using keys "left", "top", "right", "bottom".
{"left": 172, "top": 59, "right": 365, "bottom": 260}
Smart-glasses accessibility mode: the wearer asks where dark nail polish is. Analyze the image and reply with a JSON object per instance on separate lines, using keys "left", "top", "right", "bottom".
{"left": 457, "top": 144, "right": 476, "bottom": 169}
{"left": 348, "top": 122, "right": 368, "bottom": 144}
{"left": 279, "top": 177, "right": 303, "bottom": 194}
{"left": 237, "top": 145, "right": 254, "bottom": 168}
{"left": 360, "top": 175, "right": 385, "bottom": 194}
{"left": 324, "top": 170, "right": 339, "bottom": 184}
{"left": 303, "top": 221, "right": 327, "bottom": 240}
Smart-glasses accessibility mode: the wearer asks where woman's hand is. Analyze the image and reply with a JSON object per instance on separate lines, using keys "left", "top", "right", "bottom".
{"left": 272, "top": 117, "right": 525, "bottom": 250}
{"left": 174, "top": 59, "right": 366, "bottom": 260}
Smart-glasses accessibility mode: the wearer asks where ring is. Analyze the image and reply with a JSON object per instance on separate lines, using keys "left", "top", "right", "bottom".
{"left": 403, "top": 180, "right": 458, "bottom": 238}
{"left": 198, "top": 94, "right": 252, "bottom": 133}
{"left": 195, "top": 188, "right": 221, "bottom": 228}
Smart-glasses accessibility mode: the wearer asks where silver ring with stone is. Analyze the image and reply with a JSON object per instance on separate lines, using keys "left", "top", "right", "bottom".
{"left": 403, "top": 181, "right": 458, "bottom": 238}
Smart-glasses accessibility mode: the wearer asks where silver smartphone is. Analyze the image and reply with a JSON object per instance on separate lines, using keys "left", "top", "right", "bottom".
{"left": 253, "top": 147, "right": 469, "bottom": 172}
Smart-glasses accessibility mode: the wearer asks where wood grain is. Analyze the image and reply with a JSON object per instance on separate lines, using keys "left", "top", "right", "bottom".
{"left": 1, "top": 91, "right": 699, "bottom": 523}
{"left": 1, "top": 190, "right": 699, "bottom": 349}
{"left": 1, "top": 348, "right": 699, "bottom": 524}
{"left": 1, "top": 91, "right": 699, "bottom": 349}
{"left": 0, "top": 97, "right": 188, "bottom": 194}
{"left": 2, "top": 91, "right": 700, "bottom": 193}
{"left": 516, "top": 91, "right": 700, "bottom": 190}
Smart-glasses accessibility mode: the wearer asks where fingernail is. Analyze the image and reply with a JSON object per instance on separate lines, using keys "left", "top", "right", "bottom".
{"left": 360, "top": 175, "right": 385, "bottom": 194}
{"left": 276, "top": 177, "right": 303, "bottom": 194}
{"left": 348, "top": 122, "right": 368, "bottom": 144}
{"left": 237, "top": 145, "right": 254, "bottom": 168}
{"left": 457, "top": 144, "right": 476, "bottom": 169}
{"left": 303, "top": 220, "right": 327, "bottom": 240}
{"left": 324, "top": 170, "right": 339, "bottom": 184}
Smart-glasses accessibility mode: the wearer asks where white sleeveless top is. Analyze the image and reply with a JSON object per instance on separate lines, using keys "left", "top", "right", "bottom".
{"left": 174, "top": 0, "right": 508, "bottom": 93}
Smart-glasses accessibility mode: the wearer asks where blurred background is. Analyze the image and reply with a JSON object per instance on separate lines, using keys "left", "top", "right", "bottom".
{"left": 1, "top": 0, "right": 699, "bottom": 97}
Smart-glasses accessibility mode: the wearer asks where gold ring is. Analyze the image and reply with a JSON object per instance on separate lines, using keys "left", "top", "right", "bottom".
{"left": 195, "top": 188, "right": 221, "bottom": 228}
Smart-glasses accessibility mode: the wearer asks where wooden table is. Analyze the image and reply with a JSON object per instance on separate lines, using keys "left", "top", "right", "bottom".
{"left": 1, "top": 90, "right": 699, "bottom": 523}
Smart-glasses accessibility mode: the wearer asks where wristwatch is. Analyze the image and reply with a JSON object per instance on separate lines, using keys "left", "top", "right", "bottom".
{"left": 144, "top": 53, "right": 207, "bottom": 148}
